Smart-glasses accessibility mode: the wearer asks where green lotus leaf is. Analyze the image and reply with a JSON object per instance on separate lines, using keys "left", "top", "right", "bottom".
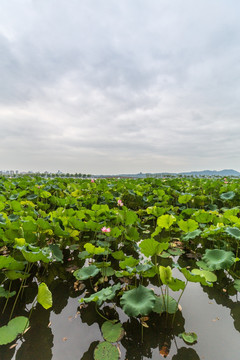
{"left": 119, "top": 256, "right": 139, "bottom": 269}
{"left": 5, "top": 270, "right": 30, "bottom": 280}
{"left": 0, "top": 256, "right": 26, "bottom": 270}
{"left": 0, "top": 286, "right": 16, "bottom": 298}
{"left": 124, "top": 210, "right": 138, "bottom": 226}
{"left": 135, "top": 262, "right": 154, "bottom": 273}
{"left": 181, "top": 268, "right": 212, "bottom": 287}
{"left": 233, "top": 279, "right": 240, "bottom": 292}
{"left": 84, "top": 243, "right": 107, "bottom": 255}
{"left": 139, "top": 238, "right": 169, "bottom": 257}
{"left": 202, "top": 249, "right": 235, "bottom": 270}
{"left": 80, "top": 283, "right": 121, "bottom": 306}
{"left": 159, "top": 266, "right": 172, "bottom": 284}
{"left": 225, "top": 227, "right": 240, "bottom": 240}
{"left": 178, "top": 219, "right": 198, "bottom": 233}
{"left": 168, "top": 248, "right": 184, "bottom": 256}
{"left": 220, "top": 191, "right": 235, "bottom": 200}
{"left": 157, "top": 214, "right": 176, "bottom": 229}
{"left": 191, "top": 269, "right": 217, "bottom": 282}
{"left": 101, "top": 321, "right": 125, "bottom": 342}
{"left": 182, "top": 229, "right": 202, "bottom": 241}
{"left": 179, "top": 331, "right": 197, "bottom": 344}
{"left": 193, "top": 210, "right": 213, "bottom": 223}
{"left": 74, "top": 265, "right": 100, "bottom": 280}
{"left": 111, "top": 250, "right": 125, "bottom": 260}
{"left": 153, "top": 295, "right": 178, "bottom": 314}
{"left": 0, "top": 316, "right": 29, "bottom": 345}
{"left": 120, "top": 285, "right": 156, "bottom": 317}
{"left": 21, "top": 246, "right": 51, "bottom": 263}
{"left": 94, "top": 341, "right": 119, "bottom": 360}
{"left": 178, "top": 194, "right": 193, "bottom": 204}
{"left": 195, "top": 260, "right": 210, "bottom": 270}
{"left": 49, "top": 244, "right": 63, "bottom": 262}
{"left": 37, "top": 282, "right": 52, "bottom": 309}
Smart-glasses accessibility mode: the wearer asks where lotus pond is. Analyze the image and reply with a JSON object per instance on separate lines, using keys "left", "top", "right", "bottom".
{"left": 0, "top": 176, "right": 240, "bottom": 359}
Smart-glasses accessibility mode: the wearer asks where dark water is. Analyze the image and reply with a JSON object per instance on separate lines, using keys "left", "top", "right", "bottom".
{"left": 1, "top": 277, "right": 240, "bottom": 360}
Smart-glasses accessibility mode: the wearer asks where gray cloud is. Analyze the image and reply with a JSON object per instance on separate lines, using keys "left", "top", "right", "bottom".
{"left": 0, "top": 0, "right": 240, "bottom": 174}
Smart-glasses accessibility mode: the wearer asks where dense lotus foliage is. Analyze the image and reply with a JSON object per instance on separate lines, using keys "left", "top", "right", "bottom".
{"left": 0, "top": 175, "right": 240, "bottom": 358}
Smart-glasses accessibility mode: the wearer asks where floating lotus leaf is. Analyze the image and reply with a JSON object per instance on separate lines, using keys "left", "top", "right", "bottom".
{"left": 80, "top": 283, "right": 121, "bottom": 306}
{"left": 179, "top": 331, "right": 197, "bottom": 344}
{"left": 74, "top": 265, "right": 100, "bottom": 280}
{"left": 101, "top": 321, "right": 125, "bottom": 342}
{"left": 202, "top": 249, "right": 235, "bottom": 270}
{"left": 220, "top": 191, "right": 235, "bottom": 200}
{"left": 0, "top": 316, "right": 29, "bottom": 345}
{"left": 225, "top": 227, "right": 240, "bottom": 240}
{"left": 153, "top": 295, "right": 178, "bottom": 314}
{"left": 37, "top": 282, "right": 52, "bottom": 309}
{"left": 120, "top": 285, "right": 156, "bottom": 317}
{"left": 94, "top": 341, "right": 119, "bottom": 360}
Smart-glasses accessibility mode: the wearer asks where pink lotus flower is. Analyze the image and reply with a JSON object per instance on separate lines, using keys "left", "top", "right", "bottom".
{"left": 91, "top": 179, "right": 95, "bottom": 183}
{"left": 101, "top": 226, "right": 111, "bottom": 233}
{"left": 117, "top": 199, "right": 124, "bottom": 206}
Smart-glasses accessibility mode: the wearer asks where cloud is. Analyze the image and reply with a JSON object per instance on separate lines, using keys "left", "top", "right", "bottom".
{"left": 0, "top": 0, "right": 240, "bottom": 173}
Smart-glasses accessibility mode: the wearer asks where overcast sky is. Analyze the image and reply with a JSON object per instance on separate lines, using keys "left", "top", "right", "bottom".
{"left": 1, "top": 0, "right": 240, "bottom": 174}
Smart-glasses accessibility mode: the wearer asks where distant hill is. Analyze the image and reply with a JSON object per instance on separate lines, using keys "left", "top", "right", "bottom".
{"left": 96, "top": 169, "right": 240, "bottom": 178}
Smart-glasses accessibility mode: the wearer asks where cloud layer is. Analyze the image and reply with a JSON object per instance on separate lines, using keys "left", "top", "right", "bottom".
{"left": 1, "top": 0, "right": 240, "bottom": 174}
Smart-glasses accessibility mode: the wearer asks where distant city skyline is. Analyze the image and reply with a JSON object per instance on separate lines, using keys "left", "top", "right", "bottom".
{"left": 1, "top": 1, "right": 240, "bottom": 174}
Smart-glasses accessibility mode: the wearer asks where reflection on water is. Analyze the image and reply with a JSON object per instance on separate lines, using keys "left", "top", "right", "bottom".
{"left": 1, "top": 261, "right": 240, "bottom": 360}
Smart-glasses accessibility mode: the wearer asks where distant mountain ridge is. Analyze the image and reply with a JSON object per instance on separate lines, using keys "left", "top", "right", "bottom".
{"left": 98, "top": 169, "right": 240, "bottom": 178}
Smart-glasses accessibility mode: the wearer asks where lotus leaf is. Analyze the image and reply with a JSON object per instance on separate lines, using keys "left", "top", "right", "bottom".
{"left": 220, "top": 191, "right": 235, "bottom": 200}
{"left": 49, "top": 244, "right": 63, "bottom": 262}
{"left": 112, "top": 250, "right": 125, "bottom": 260}
{"left": 178, "top": 194, "right": 193, "bottom": 204}
{"left": 80, "top": 283, "right": 121, "bottom": 306}
{"left": 157, "top": 214, "right": 176, "bottom": 229}
{"left": 74, "top": 265, "right": 100, "bottom": 280}
{"left": 101, "top": 321, "right": 124, "bottom": 342}
{"left": 5, "top": 270, "right": 30, "bottom": 280}
{"left": 179, "top": 331, "right": 197, "bottom": 344}
{"left": 119, "top": 256, "right": 139, "bottom": 269}
{"left": 0, "top": 256, "right": 26, "bottom": 270}
{"left": 202, "top": 249, "right": 235, "bottom": 270}
{"left": 37, "top": 282, "right": 53, "bottom": 309}
{"left": 181, "top": 268, "right": 213, "bottom": 287}
{"left": 120, "top": 285, "right": 156, "bottom": 317}
{"left": 153, "top": 295, "right": 178, "bottom": 314}
{"left": 0, "top": 286, "right": 16, "bottom": 298}
{"left": 139, "top": 238, "right": 169, "bottom": 257}
{"left": 182, "top": 229, "right": 201, "bottom": 241}
{"left": 94, "top": 341, "right": 119, "bottom": 360}
{"left": 178, "top": 219, "right": 198, "bottom": 233}
{"left": 233, "top": 279, "right": 240, "bottom": 292}
{"left": 0, "top": 316, "right": 29, "bottom": 345}
{"left": 84, "top": 243, "right": 107, "bottom": 255}
{"left": 191, "top": 269, "right": 217, "bottom": 282}
{"left": 225, "top": 227, "right": 240, "bottom": 240}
